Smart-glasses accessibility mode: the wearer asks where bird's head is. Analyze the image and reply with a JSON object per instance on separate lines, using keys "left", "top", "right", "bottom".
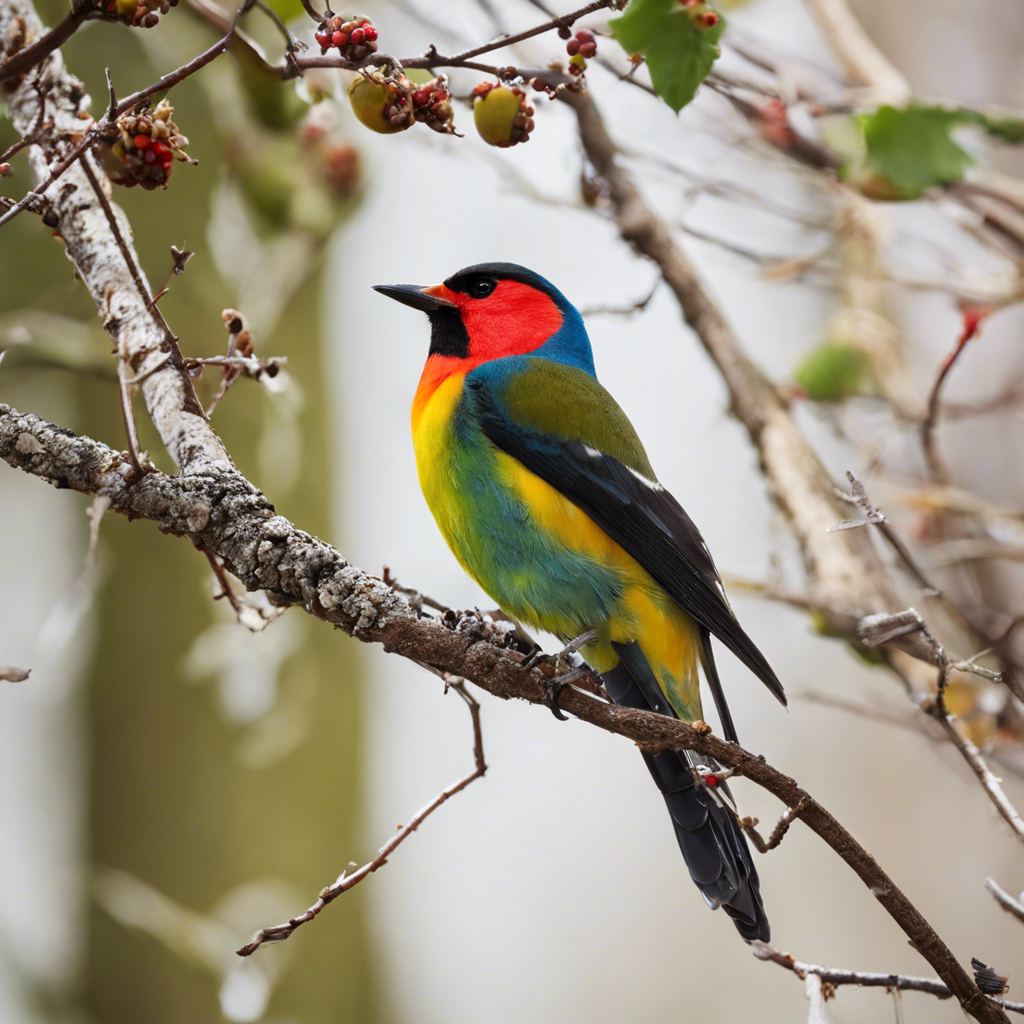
{"left": 374, "top": 262, "right": 595, "bottom": 375}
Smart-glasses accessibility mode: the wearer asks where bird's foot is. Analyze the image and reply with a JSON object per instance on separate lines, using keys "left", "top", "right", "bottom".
{"left": 520, "top": 643, "right": 546, "bottom": 672}
{"left": 542, "top": 667, "right": 588, "bottom": 721}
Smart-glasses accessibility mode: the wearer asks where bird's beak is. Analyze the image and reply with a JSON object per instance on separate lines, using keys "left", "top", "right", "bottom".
{"left": 373, "top": 283, "right": 458, "bottom": 312}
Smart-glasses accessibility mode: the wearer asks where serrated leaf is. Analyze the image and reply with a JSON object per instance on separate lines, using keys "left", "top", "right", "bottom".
{"left": 610, "top": 0, "right": 725, "bottom": 113}
{"left": 858, "top": 105, "right": 974, "bottom": 200}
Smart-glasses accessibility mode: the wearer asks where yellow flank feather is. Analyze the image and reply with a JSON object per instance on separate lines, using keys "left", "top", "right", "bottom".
{"left": 499, "top": 452, "right": 703, "bottom": 720}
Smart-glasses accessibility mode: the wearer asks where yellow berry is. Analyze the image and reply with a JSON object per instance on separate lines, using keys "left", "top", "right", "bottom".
{"left": 348, "top": 77, "right": 411, "bottom": 135}
{"left": 473, "top": 86, "right": 523, "bottom": 147}
{"left": 115, "top": 0, "right": 137, "bottom": 17}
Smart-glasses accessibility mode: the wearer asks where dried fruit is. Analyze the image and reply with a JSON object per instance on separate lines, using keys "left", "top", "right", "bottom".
{"left": 315, "top": 14, "right": 378, "bottom": 61}
{"left": 104, "top": 0, "right": 178, "bottom": 28}
{"left": 472, "top": 83, "right": 534, "bottom": 148}
{"left": 348, "top": 74, "right": 413, "bottom": 134}
{"left": 97, "top": 99, "right": 193, "bottom": 189}
{"left": 411, "top": 75, "right": 457, "bottom": 135}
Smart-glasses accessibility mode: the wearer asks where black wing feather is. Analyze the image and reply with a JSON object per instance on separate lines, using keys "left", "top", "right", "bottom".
{"left": 470, "top": 379, "right": 786, "bottom": 708}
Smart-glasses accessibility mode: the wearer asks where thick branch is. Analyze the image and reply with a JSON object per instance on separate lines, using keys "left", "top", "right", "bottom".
{"left": 0, "top": 401, "right": 1008, "bottom": 1024}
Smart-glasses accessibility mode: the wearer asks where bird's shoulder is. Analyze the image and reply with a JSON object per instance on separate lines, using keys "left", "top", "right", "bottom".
{"left": 465, "top": 356, "right": 656, "bottom": 479}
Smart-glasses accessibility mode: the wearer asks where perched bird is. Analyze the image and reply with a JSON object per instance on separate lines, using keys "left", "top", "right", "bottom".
{"left": 375, "top": 262, "right": 785, "bottom": 942}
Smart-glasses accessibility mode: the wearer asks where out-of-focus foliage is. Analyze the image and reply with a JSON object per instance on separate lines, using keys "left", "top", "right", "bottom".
{"left": 793, "top": 340, "right": 871, "bottom": 401}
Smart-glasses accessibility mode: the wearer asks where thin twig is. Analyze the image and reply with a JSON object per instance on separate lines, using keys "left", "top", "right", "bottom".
{"left": 922, "top": 309, "right": 991, "bottom": 485}
{"left": 740, "top": 797, "right": 811, "bottom": 853}
{"left": 753, "top": 942, "right": 1024, "bottom": 1015}
{"left": 0, "top": 666, "right": 31, "bottom": 682}
{"left": 0, "top": 3, "right": 90, "bottom": 84}
{"left": 986, "top": 878, "right": 1024, "bottom": 927}
{"left": 237, "top": 678, "right": 486, "bottom": 955}
{"left": 0, "top": 32, "right": 232, "bottom": 230}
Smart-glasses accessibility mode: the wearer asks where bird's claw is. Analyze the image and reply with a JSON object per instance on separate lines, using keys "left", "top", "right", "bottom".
{"left": 541, "top": 667, "right": 588, "bottom": 721}
{"left": 520, "top": 644, "right": 546, "bottom": 672}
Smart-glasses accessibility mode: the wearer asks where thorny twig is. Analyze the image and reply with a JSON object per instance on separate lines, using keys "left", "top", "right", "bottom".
{"left": 752, "top": 942, "right": 1024, "bottom": 1016}
{"left": 237, "top": 678, "right": 486, "bottom": 956}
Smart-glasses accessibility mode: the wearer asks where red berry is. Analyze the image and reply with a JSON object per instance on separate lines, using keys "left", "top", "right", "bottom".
{"left": 363, "top": 24, "right": 377, "bottom": 41}
{"left": 576, "top": 29, "right": 594, "bottom": 44}
{"left": 706, "top": 774, "right": 719, "bottom": 787}
{"left": 566, "top": 38, "right": 580, "bottom": 55}
{"left": 579, "top": 41, "right": 597, "bottom": 58}
{"left": 332, "top": 30, "right": 344, "bottom": 46}
{"left": 701, "top": 11, "right": 718, "bottom": 27}
{"left": 134, "top": 134, "right": 150, "bottom": 148}
{"left": 351, "top": 27, "right": 365, "bottom": 44}
{"left": 413, "top": 86, "right": 431, "bottom": 106}
{"left": 315, "top": 31, "right": 330, "bottom": 47}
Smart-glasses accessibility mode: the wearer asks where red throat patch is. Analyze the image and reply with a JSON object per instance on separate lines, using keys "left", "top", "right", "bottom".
{"left": 412, "top": 279, "right": 565, "bottom": 414}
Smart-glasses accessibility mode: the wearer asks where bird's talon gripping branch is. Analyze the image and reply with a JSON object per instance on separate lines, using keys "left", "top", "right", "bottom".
{"left": 542, "top": 666, "right": 589, "bottom": 721}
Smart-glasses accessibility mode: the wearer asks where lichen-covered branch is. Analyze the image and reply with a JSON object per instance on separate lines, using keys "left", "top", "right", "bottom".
{"left": 0, "top": 401, "right": 1008, "bottom": 1024}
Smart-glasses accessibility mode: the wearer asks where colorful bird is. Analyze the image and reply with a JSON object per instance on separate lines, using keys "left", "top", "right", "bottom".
{"left": 375, "top": 263, "right": 785, "bottom": 942}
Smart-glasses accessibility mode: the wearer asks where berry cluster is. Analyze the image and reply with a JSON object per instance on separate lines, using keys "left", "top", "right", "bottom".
{"left": 679, "top": 0, "right": 719, "bottom": 29}
{"left": 98, "top": 100, "right": 191, "bottom": 190}
{"left": 565, "top": 28, "right": 597, "bottom": 76}
{"left": 411, "top": 76, "right": 456, "bottom": 135}
{"left": 314, "top": 14, "right": 378, "bottom": 60}
{"left": 472, "top": 83, "right": 534, "bottom": 148}
{"left": 102, "top": 0, "right": 177, "bottom": 29}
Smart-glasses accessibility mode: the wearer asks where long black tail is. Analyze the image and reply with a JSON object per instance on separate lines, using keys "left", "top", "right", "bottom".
{"left": 602, "top": 641, "right": 769, "bottom": 942}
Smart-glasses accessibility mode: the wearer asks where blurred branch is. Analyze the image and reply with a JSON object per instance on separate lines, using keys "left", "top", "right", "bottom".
{"left": 0, "top": 403, "right": 1011, "bottom": 1023}
{"left": 753, "top": 942, "right": 1024, "bottom": 1015}
{"left": 922, "top": 309, "right": 990, "bottom": 485}
{"left": 0, "top": 666, "right": 31, "bottom": 682}
{"left": 0, "top": 1, "right": 91, "bottom": 84}
{"left": 800, "top": 0, "right": 910, "bottom": 104}
{"left": 237, "top": 678, "right": 486, "bottom": 955}
{"left": 986, "top": 878, "right": 1024, "bottom": 927}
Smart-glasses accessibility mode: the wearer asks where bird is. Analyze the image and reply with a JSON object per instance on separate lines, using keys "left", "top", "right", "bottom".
{"left": 374, "top": 262, "right": 786, "bottom": 942}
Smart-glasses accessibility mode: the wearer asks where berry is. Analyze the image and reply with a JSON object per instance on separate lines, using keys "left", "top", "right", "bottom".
{"left": 0, "top": 163, "right": 11, "bottom": 178}
{"left": 472, "top": 82, "right": 534, "bottom": 148}
{"left": 411, "top": 75, "right": 458, "bottom": 135}
{"left": 316, "top": 14, "right": 378, "bottom": 60}
{"left": 348, "top": 74, "right": 413, "bottom": 133}
{"left": 568, "top": 53, "right": 586, "bottom": 75}
{"left": 97, "top": 98, "right": 191, "bottom": 190}
{"left": 701, "top": 11, "right": 718, "bottom": 27}
{"left": 567, "top": 29, "right": 597, "bottom": 61}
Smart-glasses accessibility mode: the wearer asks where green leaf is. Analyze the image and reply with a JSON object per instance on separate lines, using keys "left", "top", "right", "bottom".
{"left": 972, "top": 112, "right": 1024, "bottom": 145}
{"left": 610, "top": 0, "right": 725, "bottom": 113}
{"left": 261, "top": 0, "right": 307, "bottom": 23}
{"left": 793, "top": 342, "right": 870, "bottom": 402}
{"left": 858, "top": 105, "right": 974, "bottom": 200}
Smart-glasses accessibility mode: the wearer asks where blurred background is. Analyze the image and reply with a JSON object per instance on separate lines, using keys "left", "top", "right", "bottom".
{"left": 2, "top": 0, "right": 1024, "bottom": 1021}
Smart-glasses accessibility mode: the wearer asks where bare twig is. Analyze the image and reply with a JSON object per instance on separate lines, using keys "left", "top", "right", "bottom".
{"left": 0, "top": 3, "right": 90, "bottom": 84}
{"left": 800, "top": 0, "right": 911, "bottom": 104}
{"left": 922, "top": 309, "right": 991, "bottom": 485}
{"left": 986, "top": 878, "right": 1024, "bottom": 927}
{"left": 0, "top": 31, "right": 232, "bottom": 230}
{"left": 753, "top": 942, "right": 1024, "bottom": 1015}
{"left": 0, "top": 666, "right": 31, "bottom": 682}
{"left": 740, "top": 797, "right": 811, "bottom": 853}
{"left": 237, "top": 678, "right": 486, "bottom": 955}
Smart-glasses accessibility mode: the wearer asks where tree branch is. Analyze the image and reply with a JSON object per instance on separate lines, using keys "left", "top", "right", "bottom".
{"left": 236, "top": 678, "right": 486, "bottom": 955}
{"left": 753, "top": 943, "right": 1024, "bottom": 1016}
{"left": 0, "top": 401, "right": 1009, "bottom": 1023}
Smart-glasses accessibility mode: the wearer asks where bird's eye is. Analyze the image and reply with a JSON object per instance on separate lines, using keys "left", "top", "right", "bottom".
{"left": 468, "top": 278, "right": 497, "bottom": 298}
